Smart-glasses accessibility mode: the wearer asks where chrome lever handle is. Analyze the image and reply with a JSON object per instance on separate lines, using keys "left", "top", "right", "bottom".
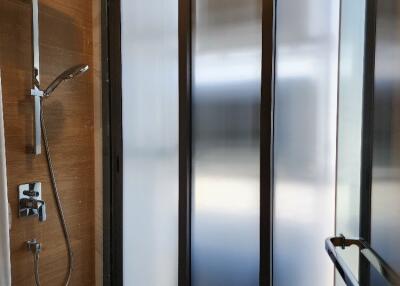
{"left": 38, "top": 202, "right": 46, "bottom": 222}
{"left": 326, "top": 236, "right": 400, "bottom": 286}
{"left": 325, "top": 236, "right": 359, "bottom": 286}
{"left": 18, "top": 182, "right": 46, "bottom": 222}
{"left": 19, "top": 198, "right": 46, "bottom": 222}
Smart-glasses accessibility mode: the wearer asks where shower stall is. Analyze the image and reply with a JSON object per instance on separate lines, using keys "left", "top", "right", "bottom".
{"left": 117, "top": 0, "right": 339, "bottom": 285}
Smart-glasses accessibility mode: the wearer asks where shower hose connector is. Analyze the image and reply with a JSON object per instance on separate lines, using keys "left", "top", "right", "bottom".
{"left": 26, "top": 239, "right": 42, "bottom": 286}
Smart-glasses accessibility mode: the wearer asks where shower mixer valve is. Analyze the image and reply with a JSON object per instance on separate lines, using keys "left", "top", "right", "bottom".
{"left": 18, "top": 182, "right": 46, "bottom": 222}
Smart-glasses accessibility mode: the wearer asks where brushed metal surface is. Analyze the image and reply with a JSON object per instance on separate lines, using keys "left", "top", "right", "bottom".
{"left": 32, "top": 0, "right": 41, "bottom": 155}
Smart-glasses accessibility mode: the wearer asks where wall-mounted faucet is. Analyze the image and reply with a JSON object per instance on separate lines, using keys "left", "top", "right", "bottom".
{"left": 26, "top": 239, "right": 42, "bottom": 285}
{"left": 18, "top": 182, "right": 46, "bottom": 222}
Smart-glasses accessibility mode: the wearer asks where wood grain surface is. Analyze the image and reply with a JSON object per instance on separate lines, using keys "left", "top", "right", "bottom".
{"left": 0, "top": 0, "right": 102, "bottom": 285}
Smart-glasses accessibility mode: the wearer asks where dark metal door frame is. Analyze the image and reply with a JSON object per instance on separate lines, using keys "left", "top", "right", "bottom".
{"left": 359, "top": 0, "right": 377, "bottom": 284}
{"left": 103, "top": 0, "right": 123, "bottom": 285}
{"left": 104, "top": 0, "right": 276, "bottom": 285}
{"left": 178, "top": 0, "right": 192, "bottom": 283}
{"left": 260, "top": 1, "right": 276, "bottom": 284}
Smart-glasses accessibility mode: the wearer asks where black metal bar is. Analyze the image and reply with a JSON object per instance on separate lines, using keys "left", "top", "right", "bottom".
{"left": 359, "top": 0, "right": 377, "bottom": 284}
{"left": 101, "top": 0, "right": 111, "bottom": 284}
{"left": 178, "top": 0, "right": 192, "bottom": 285}
{"left": 105, "top": 0, "right": 123, "bottom": 285}
{"left": 260, "top": 0, "right": 275, "bottom": 285}
{"left": 326, "top": 236, "right": 400, "bottom": 286}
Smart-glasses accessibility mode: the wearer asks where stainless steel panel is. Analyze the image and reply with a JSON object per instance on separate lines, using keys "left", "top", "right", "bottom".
{"left": 371, "top": 0, "right": 400, "bottom": 283}
{"left": 335, "top": 0, "right": 366, "bottom": 284}
{"left": 32, "top": 0, "right": 41, "bottom": 155}
{"left": 273, "top": 0, "right": 340, "bottom": 285}
{"left": 121, "top": 0, "right": 179, "bottom": 285}
{"left": 191, "top": 0, "right": 262, "bottom": 285}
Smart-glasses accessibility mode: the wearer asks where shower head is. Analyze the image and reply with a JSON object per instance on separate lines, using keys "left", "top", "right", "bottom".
{"left": 44, "top": 64, "right": 89, "bottom": 96}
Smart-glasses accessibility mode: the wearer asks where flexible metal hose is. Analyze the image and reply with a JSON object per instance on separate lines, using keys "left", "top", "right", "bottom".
{"left": 40, "top": 98, "right": 73, "bottom": 286}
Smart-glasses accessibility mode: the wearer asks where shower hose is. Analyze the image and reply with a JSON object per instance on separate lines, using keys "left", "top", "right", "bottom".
{"left": 32, "top": 99, "right": 73, "bottom": 286}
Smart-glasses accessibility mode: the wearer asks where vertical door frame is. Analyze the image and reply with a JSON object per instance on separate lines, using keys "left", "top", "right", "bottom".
{"left": 359, "top": 0, "right": 377, "bottom": 284}
{"left": 178, "top": 0, "right": 192, "bottom": 284}
{"left": 260, "top": 0, "right": 276, "bottom": 285}
{"left": 103, "top": 0, "right": 124, "bottom": 285}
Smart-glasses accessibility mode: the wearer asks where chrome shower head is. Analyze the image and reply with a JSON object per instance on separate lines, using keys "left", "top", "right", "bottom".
{"left": 44, "top": 64, "right": 89, "bottom": 96}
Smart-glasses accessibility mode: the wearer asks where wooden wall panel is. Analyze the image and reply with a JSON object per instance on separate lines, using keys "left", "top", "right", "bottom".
{"left": 0, "top": 0, "right": 101, "bottom": 285}
{"left": 92, "top": 0, "right": 103, "bottom": 285}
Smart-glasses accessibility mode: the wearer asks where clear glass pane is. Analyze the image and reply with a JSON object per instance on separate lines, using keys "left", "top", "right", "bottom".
{"left": 273, "top": 0, "right": 340, "bottom": 285}
{"left": 191, "top": 0, "right": 262, "bottom": 285}
{"left": 121, "top": 0, "right": 179, "bottom": 285}
{"left": 335, "top": 0, "right": 366, "bottom": 284}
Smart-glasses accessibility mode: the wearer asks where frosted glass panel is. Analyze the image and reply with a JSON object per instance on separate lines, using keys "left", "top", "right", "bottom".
{"left": 273, "top": 0, "right": 340, "bottom": 285}
{"left": 191, "top": 0, "right": 262, "bottom": 285}
{"left": 121, "top": 0, "right": 179, "bottom": 285}
{"left": 335, "top": 0, "right": 366, "bottom": 284}
{"left": 371, "top": 0, "right": 400, "bottom": 283}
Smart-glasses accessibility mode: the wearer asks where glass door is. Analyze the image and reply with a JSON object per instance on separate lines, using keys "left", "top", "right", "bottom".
{"left": 369, "top": 0, "right": 400, "bottom": 284}
{"left": 333, "top": 0, "right": 400, "bottom": 285}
